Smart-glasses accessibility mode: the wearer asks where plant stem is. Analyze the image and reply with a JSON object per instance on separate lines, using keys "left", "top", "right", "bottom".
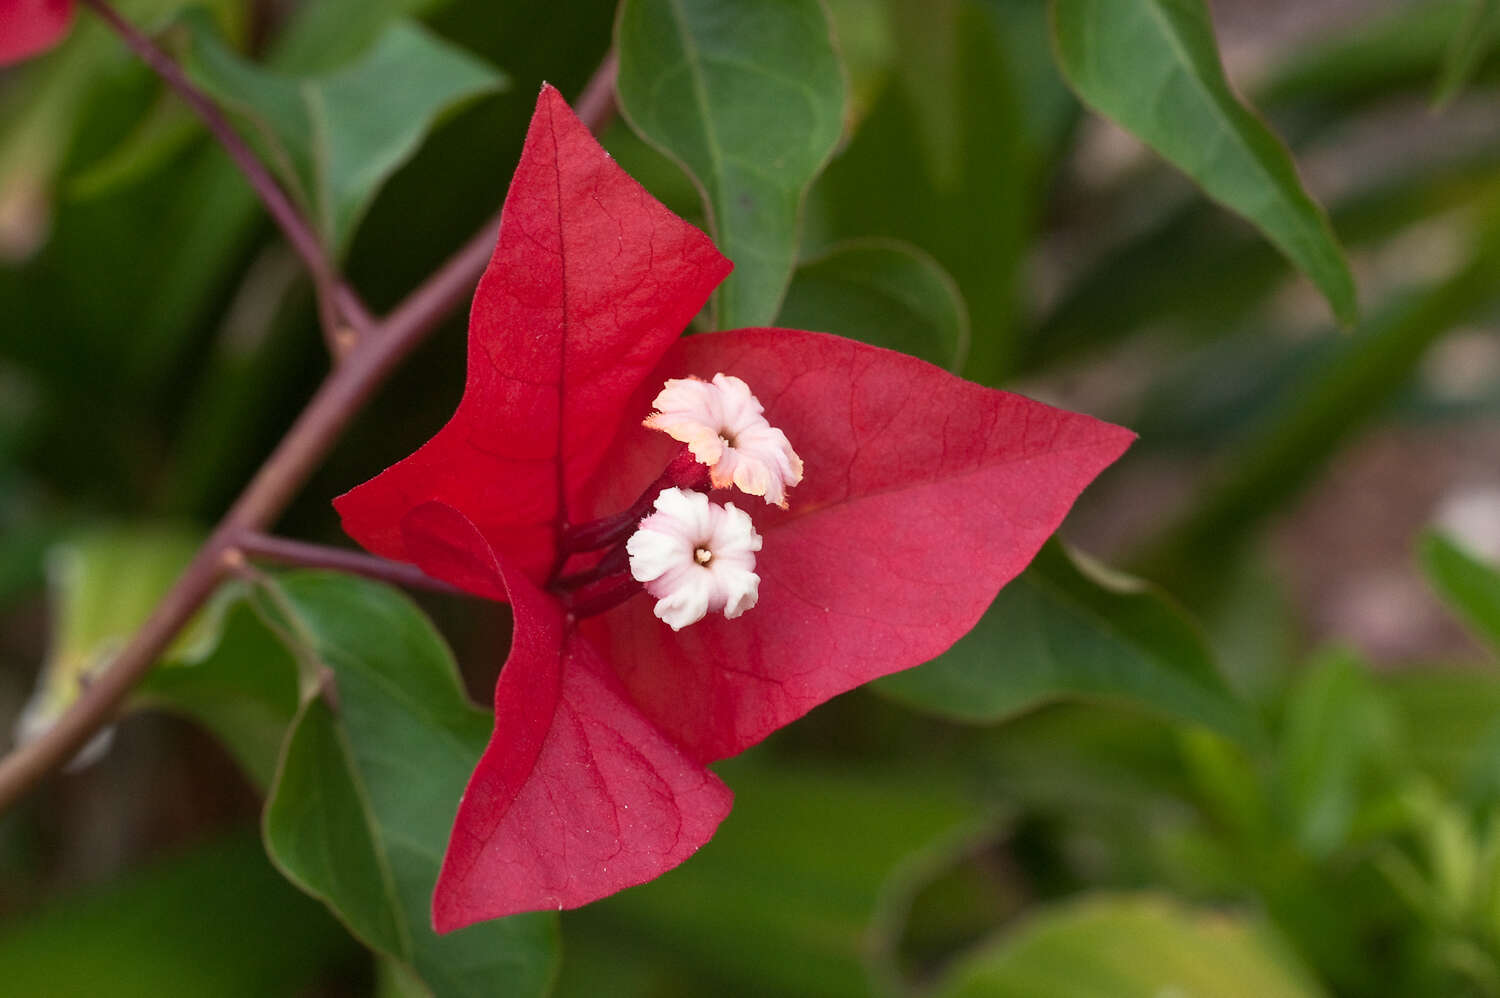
{"left": 78, "top": 0, "right": 376, "bottom": 346}
{"left": 0, "top": 50, "right": 621, "bottom": 812}
{"left": 229, "top": 531, "right": 464, "bottom": 595}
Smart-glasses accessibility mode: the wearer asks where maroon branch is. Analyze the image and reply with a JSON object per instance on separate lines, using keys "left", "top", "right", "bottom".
{"left": 79, "top": 0, "right": 375, "bottom": 348}
{"left": 229, "top": 531, "right": 464, "bottom": 596}
{"left": 0, "top": 46, "right": 621, "bottom": 811}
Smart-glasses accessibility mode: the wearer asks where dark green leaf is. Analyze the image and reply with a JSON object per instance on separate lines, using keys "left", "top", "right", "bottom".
{"left": 933, "top": 893, "right": 1324, "bottom": 998}
{"left": 1422, "top": 531, "right": 1500, "bottom": 655}
{"left": 180, "top": 13, "right": 505, "bottom": 252}
{"left": 1049, "top": 0, "right": 1358, "bottom": 326}
{"left": 777, "top": 239, "right": 969, "bottom": 370}
{"left": 0, "top": 833, "right": 360, "bottom": 998}
{"left": 261, "top": 573, "right": 557, "bottom": 998}
{"left": 877, "top": 542, "right": 1257, "bottom": 745}
{"left": 269, "top": 0, "right": 452, "bottom": 73}
{"left": 67, "top": 96, "right": 200, "bottom": 201}
{"left": 1438, "top": 0, "right": 1500, "bottom": 106}
{"left": 812, "top": 0, "right": 1058, "bottom": 383}
{"left": 615, "top": 0, "right": 845, "bottom": 328}
{"left": 136, "top": 584, "right": 301, "bottom": 789}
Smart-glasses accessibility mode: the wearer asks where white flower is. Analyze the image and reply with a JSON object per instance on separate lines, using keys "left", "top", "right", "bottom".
{"left": 644, "top": 373, "right": 804, "bottom": 508}
{"left": 626, "top": 488, "right": 762, "bottom": 631}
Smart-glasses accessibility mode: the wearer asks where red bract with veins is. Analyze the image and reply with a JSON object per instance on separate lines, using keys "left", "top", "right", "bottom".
{"left": 0, "top": 0, "right": 73, "bottom": 64}
{"left": 335, "top": 85, "right": 1135, "bottom": 932}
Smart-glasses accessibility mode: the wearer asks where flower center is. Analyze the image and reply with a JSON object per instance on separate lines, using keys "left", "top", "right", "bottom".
{"left": 546, "top": 373, "right": 796, "bottom": 627}
{"left": 644, "top": 373, "right": 804, "bottom": 509}
{"left": 627, "top": 488, "right": 762, "bottom": 630}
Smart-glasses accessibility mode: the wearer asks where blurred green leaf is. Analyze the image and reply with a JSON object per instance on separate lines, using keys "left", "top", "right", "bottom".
{"left": 260, "top": 573, "right": 558, "bottom": 997}
{"left": 0, "top": 0, "right": 240, "bottom": 256}
{"left": 135, "top": 583, "right": 301, "bottom": 788}
{"left": 1049, "top": 0, "right": 1357, "bottom": 327}
{"left": 933, "top": 893, "right": 1324, "bottom": 998}
{"left": 557, "top": 760, "right": 975, "bottom": 998}
{"left": 270, "top": 0, "right": 453, "bottom": 73}
{"left": 16, "top": 525, "right": 199, "bottom": 762}
{"left": 1028, "top": 144, "right": 1500, "bottom": 375}
{"left": 615, "top": 0, "right": 845, "bottom": 329}
{"left": 180, "top": 13, "right": 505, "bottom": 252}
{"left": 778, "top": 239, "right": 969, "bottom": 370}
{"left": 1435, "top": 0, "right": 1500, "bottom": 105}
{"left": 1137, "top": 222, "right": 1500, "bottom": 596}
{"left": 1258, "top": 0, "right": 1471, "bottom": 112}
{"left": 1274, "top": 650, "right": 1403, "bottom": 859}
{"left": 0, "top": 832, "right": 360, "bottom": 997}
{"left": 1423, "top": 531, "right": 1500, "bottom": 656}
{"left": 877, "top": 541, "right": 1257, "bottom": 745}
{"left": 67, "top": 95, "right": 200, "bottom": 201}
{"left": 822, "top": 0, "right": 894, "bottom": 118}
{"left": 1380, "top": 669, "right": 1500, "bottom": 799}
{"left": 812, "top": 0, "right": 1056, "bottom": 383}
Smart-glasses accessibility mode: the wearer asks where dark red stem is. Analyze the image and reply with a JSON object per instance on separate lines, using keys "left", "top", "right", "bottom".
{"left": 560, "top": 572, "right": 643, "bottom": 620}
{"left": 230, "top": 531, "right": 464, "bottom": 596}
{"left": 79, "top": 0, "right": 376, "bottom": 343}
{"left": 559, "top": 446, "right": 709, "bottom": 556}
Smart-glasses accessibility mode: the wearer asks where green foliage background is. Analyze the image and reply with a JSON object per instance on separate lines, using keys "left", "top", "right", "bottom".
{"left": 3, "top": 0, "right": 1500, "bottom": 995}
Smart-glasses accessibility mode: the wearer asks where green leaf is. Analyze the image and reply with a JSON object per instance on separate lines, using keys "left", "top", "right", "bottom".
{"left": 777, "top": 239, "right": 969, "bottom": 370}
{"left": 16, "top": 525, "right": 200, "bottom": 761}
{"left": 0, "top": 832, "right": 360, "bottom": 998}
{"left": 260, "top": 572, "right": 557, "bottom": 998}
{"left": 136, "top": 583, "right": 301, "bottom": 789}
{"left": 268, "top": 0, "right": 454, "bottom": 73}
{"left": 1422, "top": 531, "right": 1500, "bottom": 655}
{"left": 876, "top": 541, "right": 1257, "bottom": 745}
{"left": 811, "top": 0, "right": 1059, "bottom": 383}
{"left": 933, "top": 893, "right": 1324, "bottom": 998}
{"left": 67, "top": 95, "right": 201, "bottom": 201}
{"left": 615, "top": 0, "right": 845, "bottom": 328}
{"left": 1273, "top": 649, "right": 1403, "bottom": 858}
{"left": 1435, "top": 0, "right": 1500, "bottom": 106}
{"left": 1049, "top": 0, "right": 1358, "bottom": 326}
{"left": 180, "top": 13, "right": 505, "bottom": 252}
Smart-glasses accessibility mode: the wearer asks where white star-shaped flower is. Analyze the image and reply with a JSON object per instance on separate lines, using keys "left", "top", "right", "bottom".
{"left": 644, "top": 373, "right": 804, "bottom": 508}
{"left": 626, "top": 487, "right": 762, "bottom": 631}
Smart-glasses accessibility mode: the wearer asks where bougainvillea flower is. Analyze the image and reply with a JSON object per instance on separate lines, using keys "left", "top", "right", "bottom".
{"left": 0, "top": 0, "right": 74, "bottom": 64}
{"left": 335, "top": 85, "right": 1134, "bottom": 932}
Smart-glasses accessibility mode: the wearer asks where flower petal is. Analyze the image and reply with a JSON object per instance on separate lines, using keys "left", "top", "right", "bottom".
{"left": 400, "top": 503, "right": 733, "bottom": 929}
{"left": 0, "top": 0, "right": 73, "bottom": 65}
{"left": 582, "top": 328, "right": 1136, "bottom": 762}
{"left": 335, "top": 85, "right": 731, "bottom": 588}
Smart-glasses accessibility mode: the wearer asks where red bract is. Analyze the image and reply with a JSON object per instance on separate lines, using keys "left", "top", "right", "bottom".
{"left": 335, "top": 85, "right": 1134, "bottom": 931}
{"left": 0, "top": 0, "right": 73, "bottom": 64}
